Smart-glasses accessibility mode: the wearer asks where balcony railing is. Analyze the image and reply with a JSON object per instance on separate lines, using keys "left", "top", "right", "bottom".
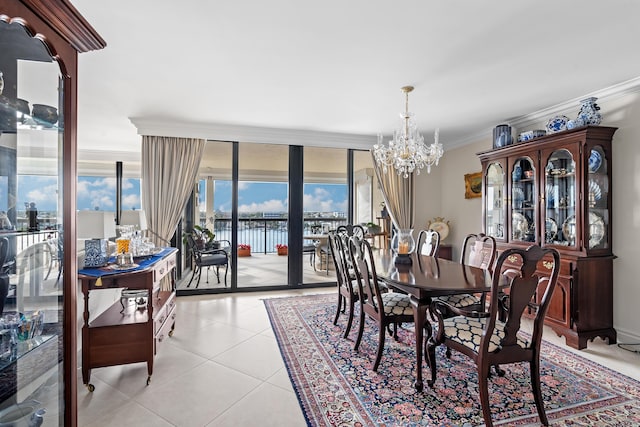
{"left": 200, "top": 217, "right": 347, "bottom": 254}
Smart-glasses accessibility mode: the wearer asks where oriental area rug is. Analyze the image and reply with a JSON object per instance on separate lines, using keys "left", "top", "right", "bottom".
{"left": 264, "top": 293, "right": 640, "bottom": 427}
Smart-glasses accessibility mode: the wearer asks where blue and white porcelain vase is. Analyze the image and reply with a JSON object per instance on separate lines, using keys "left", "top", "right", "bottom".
{"left": 512, "top": 164, "right": 522, "bottom": 182}
{"left": 577, "top": 97, "right": 602, "bottom": 126}
{"left": 84, "top": 238, "right": 109, "bottom": 267}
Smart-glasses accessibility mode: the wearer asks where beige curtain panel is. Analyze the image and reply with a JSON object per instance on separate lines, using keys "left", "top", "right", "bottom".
{"left": 141, "top": 134, "right": 206, "bottom": 250}
{"left": 371, "top": 151, "right": 415, "bottom": 230}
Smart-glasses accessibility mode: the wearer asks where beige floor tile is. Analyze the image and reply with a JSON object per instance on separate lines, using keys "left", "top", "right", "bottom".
{"left": 264, "top": 367, "right": 295, "bottom": 392}
{"left": 205, "top": 382, "right": 306, "bottom": 427}
{"left": 214, "top": 304, "right": 272, "bottom": 334}
{"left": 84, "top": 400, "right": 174, "bottom": 427}
{"left": 134, "top": 360, "right": 261, "bottom": 426}
{"left": 77, "top": 376, "right": 132, "bottom": 426}
{"left": 213, "top": 334, "right": 285, "bottom": 381}
{"left": 91, "top": 344, "right": 208, "bottom": 397}
{"left": 168, "top": 320, "right": 257, "bottom": 359}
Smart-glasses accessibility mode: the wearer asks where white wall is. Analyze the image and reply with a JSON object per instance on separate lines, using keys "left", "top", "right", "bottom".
{"left": 431, "top": 139, "right": 487, "bottom": 258}
{"left": 428, "top": 90, "right": 640, "bottom": 344}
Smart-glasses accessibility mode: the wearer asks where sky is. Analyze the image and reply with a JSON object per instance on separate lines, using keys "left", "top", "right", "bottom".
{"left": 210, "top": 181, "right": 347, "bottom": 214}
{"left": 13, "top": 176, "right": 345, "bottom": 214}
{"left": 12, "top": 176, "right": 141, "bottom": 212}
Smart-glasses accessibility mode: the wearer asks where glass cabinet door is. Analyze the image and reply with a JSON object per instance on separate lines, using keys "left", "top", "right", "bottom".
{"left": 510, "top": 156, "right": 536, "bottom": 242}
{"left": 544, "top": 149, "right": 576, "bottom": 247}
{"left": 586, "top": 146, "right": 608, "bottom": 250}
{"left": 1, "top": 19, "right": 64, "bottom": 424}
{"left": 484, "top": 162, "right": 505, "bottom": 240}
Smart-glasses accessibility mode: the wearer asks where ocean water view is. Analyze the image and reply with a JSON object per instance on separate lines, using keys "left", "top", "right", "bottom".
{"left": 208, "top": 217, "right": 347, "bottom": 254}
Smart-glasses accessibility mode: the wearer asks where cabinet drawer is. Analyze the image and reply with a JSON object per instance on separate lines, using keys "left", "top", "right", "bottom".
{"left": 154, "top": 292, "right": 176, "bottom": 335}
{"left": 155, "top": 304, "right": 176, "bottom": 352}
{"left": 153, "top": 252, "right": 176, "bottom": 287}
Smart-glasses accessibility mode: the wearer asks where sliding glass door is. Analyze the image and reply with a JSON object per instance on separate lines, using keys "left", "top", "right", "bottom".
{"left": 303, "top": 147, "right": 347, "bottom": 283}
{"left": 179, "top": 142, "right": 375, "bottom": 292}
{"left": 179, "top": 141, "right": 233, "bottom": 292}
{"left": 237, "top": 143, "right": 289, "bottom": 288}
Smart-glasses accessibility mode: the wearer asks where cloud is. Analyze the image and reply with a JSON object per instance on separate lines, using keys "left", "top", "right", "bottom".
{"left": 76, "top": 177, "right": 140, "bottom": 210}
{"left": 303, "top": 190, "right": 346, "bottom": 213}
{"left": 91, "top": 195, "right": 114, "bottom": 210}
{"left": 122, "top": 194, "right": 141, "bottom": 209}
{"left": 238, "top": 199, "right": 288, "bottom": 213}
{"left": 27, "top": 185, "right": 58, "bottom": 205}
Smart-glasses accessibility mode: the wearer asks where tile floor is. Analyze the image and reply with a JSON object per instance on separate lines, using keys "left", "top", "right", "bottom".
{"left": 77, "top": 288, "right": 640, "bottom": 427}
{"left": 177, "top": 252, "right": 335, "bottom": 291}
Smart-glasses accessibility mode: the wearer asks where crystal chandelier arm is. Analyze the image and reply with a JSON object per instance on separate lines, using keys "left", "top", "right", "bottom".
{"left": 373, "top": 86, "right": 443, "bottom": 178}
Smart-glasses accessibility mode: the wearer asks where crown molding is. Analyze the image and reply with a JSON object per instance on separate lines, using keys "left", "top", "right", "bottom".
{"left": 508, "top": 76, "right": 640, "bottom": 130}
{"left": 128, "top": 118, "right": 377, "bottom": 150}
{"left": 446, "top": 76, "right": 640, "bottom": 150}
{"left": 125, "top": 77, "right": 640, "bottom": 155}
{"left": 77, "top": 148, "right": 140, "bottom": 163}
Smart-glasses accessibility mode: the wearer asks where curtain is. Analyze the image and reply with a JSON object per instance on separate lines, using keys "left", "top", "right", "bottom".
{"left": 141, "top": 136, "right": 206, "bottom": 289}
{"left": 371, "top": 151, "right": 415, "bottom": 230}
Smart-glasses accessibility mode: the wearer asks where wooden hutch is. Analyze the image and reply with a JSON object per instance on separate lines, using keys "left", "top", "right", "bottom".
{"left": 478, "top": 126, "right": 617, "bottom": 350}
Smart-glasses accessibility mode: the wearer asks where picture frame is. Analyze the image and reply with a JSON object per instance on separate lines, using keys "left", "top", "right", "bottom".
{"left": 464, "top": 172, "right": 482, "bottom": 199}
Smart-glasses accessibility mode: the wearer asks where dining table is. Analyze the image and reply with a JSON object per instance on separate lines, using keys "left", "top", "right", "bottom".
{"left": 372, "top": 249, "right": 494, "bottom": 391}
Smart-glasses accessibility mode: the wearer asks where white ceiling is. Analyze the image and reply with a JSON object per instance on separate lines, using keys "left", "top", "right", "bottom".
{"left": 71, "top": 0, "right": 640, "bottom": 160}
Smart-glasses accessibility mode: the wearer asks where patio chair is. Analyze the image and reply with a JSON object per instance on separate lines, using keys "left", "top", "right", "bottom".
{"left": 185, "top": 234, "right": 229, "bottom": 287}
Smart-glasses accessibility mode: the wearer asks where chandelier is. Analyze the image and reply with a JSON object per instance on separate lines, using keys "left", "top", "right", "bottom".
{"left": 373, "top": 86, "right": 443, "bottom": 178}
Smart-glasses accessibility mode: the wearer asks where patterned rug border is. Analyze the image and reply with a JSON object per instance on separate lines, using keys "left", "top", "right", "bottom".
{"left": 264, "top": 293, "right": 640, "bottom": 427}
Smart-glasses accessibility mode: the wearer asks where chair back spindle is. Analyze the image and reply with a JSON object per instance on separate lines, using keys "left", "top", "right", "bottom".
{"left": 416, "top": 229, "right": 440, "bottom": 257}
{"left": 349, "top": 237, "right": 383, "bottom": 316}
{"left": 461, "top": 233, "right": 497, "bottom": 273}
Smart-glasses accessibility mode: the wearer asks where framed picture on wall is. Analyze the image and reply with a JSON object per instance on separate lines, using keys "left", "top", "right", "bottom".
{"left": 464, "top": 172, "right": 482, "bottom": 199}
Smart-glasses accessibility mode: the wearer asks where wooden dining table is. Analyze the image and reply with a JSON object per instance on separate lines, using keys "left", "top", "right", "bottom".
{"left": 372, "top": 249, "right": 493, "bottom": 391}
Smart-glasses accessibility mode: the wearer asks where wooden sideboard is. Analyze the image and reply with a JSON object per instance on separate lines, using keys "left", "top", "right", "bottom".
{"left": 438, "top": 244, "right": 453, "bottom": 261}
{"left": 79, "top": 248, "right": 177, "bottom": 391}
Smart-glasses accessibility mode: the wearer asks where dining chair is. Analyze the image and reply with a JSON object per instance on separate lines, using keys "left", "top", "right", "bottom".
{"left": 349, "top": 237, "right": 414, "bottom": 371}
{"left": 432, "top": 233, "right": 497, "bottom": 316}
{"left": 425, "top": 245, "right": 561, "bottom": 427}
{"left": 336, "top": 224, "right": 365, "bottom": 275}
{"left": 328, "top": 231, "right": 360, "bottom": 339}
{"left": 416, "top": 229, "right": 440, "bottom": 257}
{"left": 185, "top": 233, "right": 229, "bottom": 287}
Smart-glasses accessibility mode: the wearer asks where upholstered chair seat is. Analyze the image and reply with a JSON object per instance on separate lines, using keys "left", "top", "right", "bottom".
{"left": 381, "top": 292, "right": 413, "bottom": 316}
{"left": 441, "top": 316, "right": 530, "bottom": 353}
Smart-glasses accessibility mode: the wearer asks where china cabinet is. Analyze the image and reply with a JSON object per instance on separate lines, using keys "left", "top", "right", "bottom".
{"left": 478, "top": 126, "right": 617, "bottom": 350}
{"left": 0, "top": 2, "right": 104, "bottom": 426}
